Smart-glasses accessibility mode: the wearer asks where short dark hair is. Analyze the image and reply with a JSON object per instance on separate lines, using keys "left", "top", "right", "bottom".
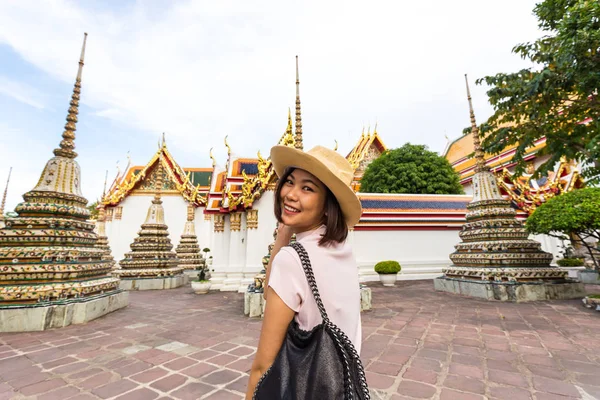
{"left": 274, "top": 167, "right": 348, "bottom": 246}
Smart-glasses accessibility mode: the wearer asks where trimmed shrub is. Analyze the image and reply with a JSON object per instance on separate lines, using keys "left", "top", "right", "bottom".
{"left": 374, "top": 261, "right": 401, "bottom": 274}
{"left": 556, "top": 258, "right": 584, "bottom": 267}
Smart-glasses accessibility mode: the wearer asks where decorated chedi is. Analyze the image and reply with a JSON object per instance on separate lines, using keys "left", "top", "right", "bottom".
{"left": 115, "top": 154, "right": 184, "bottom": 289}
{"left": 95, "top": 172, "right": 115, "bottom": 264}
{"left": 176, "top": 204, "right": 206, "bottom": 277}
{"left": 434, "top": 75, "right": 585, "bottom": 301}
{"left": 0, "top": 33, "right": 128, "bottom": 332}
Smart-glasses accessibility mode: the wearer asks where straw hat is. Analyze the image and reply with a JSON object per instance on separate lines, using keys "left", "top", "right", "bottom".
{"left": 270, "top": 145, "right": 362, "bottom": 227}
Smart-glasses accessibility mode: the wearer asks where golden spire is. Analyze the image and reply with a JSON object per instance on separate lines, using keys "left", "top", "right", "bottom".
{"left": 287, "top": 107, "right": 293, "bottom": 135}
{"left": 0, "top": 167, "right": 12, "bottom": 217}
{"left": 294, "top": 55, "right": 303, "bottom": 150}
{"left": 102, "top": 170, "right": 108, "bottom": 200}
{"left": 161, "top": 132, "right": 166, "bottom": 148}
{"left": 154, "top": 154, "right": 164, "bottom": 203}
{"left": 209, "top": 147, "right": 216, "bottom": 168}
{"left": 464, "top": 74, "right": 487, "bottom": 172}
{"left": 333, "top": 140, "right": 338, "bottom": 152}
{"left": 54, "top": 32, "right": 87, "bottom": 159}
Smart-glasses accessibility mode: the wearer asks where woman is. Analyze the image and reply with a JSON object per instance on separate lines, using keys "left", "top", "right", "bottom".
{"left": 245, "top": 145, "right": 364, "bottom": 399}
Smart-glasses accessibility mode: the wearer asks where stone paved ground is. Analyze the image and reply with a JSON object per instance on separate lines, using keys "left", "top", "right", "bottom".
{"left": 1, "top": 281, "right": 600, "bottom": 400}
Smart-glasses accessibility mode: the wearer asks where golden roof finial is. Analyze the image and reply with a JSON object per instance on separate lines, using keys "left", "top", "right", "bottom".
{"left": 465, "top": 74, "right": 487, "bottom": 172}
{"left": 162, "top": 132, "right": 166, "bottom": 148}
{"left": 102, "top": 170, "right": 108, "bottom": 199}
{"left": 53, "top": 32, "right": 87, "bottom": 159}
{"left": 294, "top": 55, "right": 303, "bottom": 150}
{"left": 224, "top": 135, "right": 231, "bottom": 156}
{"left": 373, "top": 122, "right": 378, "bottom": 135}
{"left": 0, "top": 167, "right": 12, "bottom": 217}
{"left": 209, "top": 147, "right": 216, "bottom": 168}
{"left": 361, "top": 126, "right": 365, "bottom": 137}
{"left": 367, "top": 124, "right": 371, "bottom": 136}
{"left": 333, "top": 140, "right": 338, "bottom": 152}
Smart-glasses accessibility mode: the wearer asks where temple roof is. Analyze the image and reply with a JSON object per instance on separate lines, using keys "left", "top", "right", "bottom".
{"left": 443, "top": 133, "right": 547, "bottom": 184}
{"left": 104, "top": 142, "right": 208, "bottom": 207}
{"left": 347, "top": 128, "right": 387, "bottom": 171}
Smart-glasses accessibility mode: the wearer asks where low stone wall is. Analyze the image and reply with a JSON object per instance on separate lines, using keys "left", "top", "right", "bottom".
{"left": 434, "top": 277, "right": 586, "bottom": 302}
{"left": 119, "top": 275, "right": 185, "bottom": 291}
{"left": 244, "top": 286, "right": 372, "bottom": 318}
{"left": 0, "top": 290, "right": 129, "bottom": 332}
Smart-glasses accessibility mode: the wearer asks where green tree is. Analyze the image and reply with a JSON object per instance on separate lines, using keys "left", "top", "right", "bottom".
{"left": 526, "top": 188, "right": 600, "bottom": 269}
{"left": 87, "top": 201, "right": 99, "bottom": 220}
{"left": 360, "top": 144, "right": 464, "bottom": 194}
{"left": 478, "top": 0, "right": 600, "bottom": 184}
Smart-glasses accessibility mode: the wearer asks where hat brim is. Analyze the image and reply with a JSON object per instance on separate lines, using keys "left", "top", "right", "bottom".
{"left": 270, "top": 146, "right": 362, "bottom": 227}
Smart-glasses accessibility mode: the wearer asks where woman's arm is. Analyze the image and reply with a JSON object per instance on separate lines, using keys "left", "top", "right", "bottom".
{"left": 263, "top": 224, "right": 293, "bottom": 300}
{"left": 245, "top": 286, "right": 295, "bottom": 399}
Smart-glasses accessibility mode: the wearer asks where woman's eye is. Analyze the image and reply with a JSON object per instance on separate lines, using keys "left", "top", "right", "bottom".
{"left": 285, "top": 179, "right": 293, "bottom": 185}
{"left": 303, "top": 186, "right": 313, "bottom": 192}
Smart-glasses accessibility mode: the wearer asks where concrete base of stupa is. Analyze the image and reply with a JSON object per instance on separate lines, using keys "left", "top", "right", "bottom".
{"left": 119, "top": 274, "right": 185, "bottom": 291}
{"left": 434, "top": 277, "right": 586, "bottom": 302}
{"left": 0, "top": 290, "right": 129, "bottom": 332}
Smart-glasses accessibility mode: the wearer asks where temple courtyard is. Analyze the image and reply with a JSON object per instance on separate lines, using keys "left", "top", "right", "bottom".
{"left": 1, "top": 281, "right": 599, "bottom": 400}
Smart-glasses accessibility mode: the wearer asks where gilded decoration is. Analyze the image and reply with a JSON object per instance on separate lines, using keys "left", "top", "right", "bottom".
{"left": 0, "top": 33, "right": 121, "bottom": 305}
{"left": 246, "top": 209, "right": 258, "bottom": 229}
{"left": 115, "top": 206, "right": 123, "bottom": 220}
{"left": 497, "top": 159, "right": 585, "bottom": 214}
{"left": 104, "top": 143, "right": 207, "bottom": 207}
{"left": 442, "top": 76, "right": 563, "bottom": 283}
{"left": 214, "top": 214, "right": 225, "bottom": 232}
{"left": 230, "top": 212, "right": 242, "bottom": 231}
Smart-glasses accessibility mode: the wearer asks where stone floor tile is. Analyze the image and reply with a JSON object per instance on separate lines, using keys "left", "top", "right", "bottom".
{"left": 368, "top": 361, "right": 403, "bottom": 376}
{"left": 396, "top": 380, "right": 436, "bottom": 399}
{"left": 443, "top": 374, "right": 486, "bottom": 395}
{"left": 20, "top": 378, "right": 66, "bottom": 396}
{"left": 489, "top": 385, "right": 533, "bottom": 400}
{"left": 202, "top": 369, "right": 243, "bottom": 386}
{"left": 440, "top": 388, "right": 485, "bottom": 400}
{"left": 532, "top": 376, "right": 580, "bottom": 397}
{"left": 129, "top": 367, "right": 169, "bottom": 384}
{"left": 402, "top": 367, "right": 438, "bottom": 385}
{"left": 37, "top": 386, "right": 80, "bottom": 400}
{"left": 180, "top": 362, "right": 219, "bottom": 378}
{"left": 92, "top": 379, "right": 138, "bottom": 399}
{"left": 170, "top": 382, "right": 215, "bottom": 400}
{"left": 113, "top": 388, "right": 160, "bottom": 400}
{"left": 204, "top": 390, "right": 243, "bottom": 399}
{"left": 150, "top": 373, "right": 188, "bottom": 392}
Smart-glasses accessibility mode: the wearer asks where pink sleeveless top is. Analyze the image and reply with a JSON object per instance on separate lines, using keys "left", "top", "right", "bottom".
{"left": 268, "top": 225, "right": 362, "bottom": 354}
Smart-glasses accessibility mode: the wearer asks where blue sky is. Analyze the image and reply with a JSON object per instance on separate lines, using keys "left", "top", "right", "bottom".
{"left": 0, "top": 0, "right": 543, "bottom": 212}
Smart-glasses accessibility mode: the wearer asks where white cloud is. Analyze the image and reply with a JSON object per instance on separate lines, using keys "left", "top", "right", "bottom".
{"left": 0, "top": 0, "right": 543, "bottom": 210}
{"left": 0, "top": 77, "right": 45, "bottom": 109}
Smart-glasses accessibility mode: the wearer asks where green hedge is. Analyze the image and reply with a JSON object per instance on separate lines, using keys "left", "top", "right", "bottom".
{"left": 556, "top": 258, "right": 584, "bottom": 267}
{"left": 374, "top": 261, "right": 401, "bottom": 274}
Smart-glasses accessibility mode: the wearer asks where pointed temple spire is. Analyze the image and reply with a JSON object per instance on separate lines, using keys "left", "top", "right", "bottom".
{"left": 0, "top": 167, "right": 12, "bottom": 217}
{"left": 154, "top": 153, "right": 164, "bottom": 203}
{"left": 294, "top": 55, "right": 303, "bottom": 150}
{"left": 0, "top": 33, "right": 126, "bottom": 328}
{"left": 464, "top": 74, "right": 487, "bottom": 173}
{"left": 54, "top": 32, "right": 87, "bottom": 159}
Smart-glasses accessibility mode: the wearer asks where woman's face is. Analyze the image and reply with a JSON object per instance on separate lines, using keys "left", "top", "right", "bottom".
{"left": 279, "top": 168, "right": 327, "bottom": 233}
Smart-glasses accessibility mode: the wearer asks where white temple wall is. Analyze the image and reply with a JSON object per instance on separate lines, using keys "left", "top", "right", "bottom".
{"left": 353, "top": 229, "right": 462, "bottom": 282}
{"left": 250, "top": 190, "right": 278, "bottom": 265}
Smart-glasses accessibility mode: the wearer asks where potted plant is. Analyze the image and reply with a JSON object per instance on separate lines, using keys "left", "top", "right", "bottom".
{"left": 202, "top": 247, "right": 210, "bottom": 260}
{"left": 556, "top": 258, "right": 584, "bottom": 267}
{"left": 191, "top": 265, "right": 211, "bottom": 294}
{"left": 374, "top": 261, "right": 401, "bottom": 287}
